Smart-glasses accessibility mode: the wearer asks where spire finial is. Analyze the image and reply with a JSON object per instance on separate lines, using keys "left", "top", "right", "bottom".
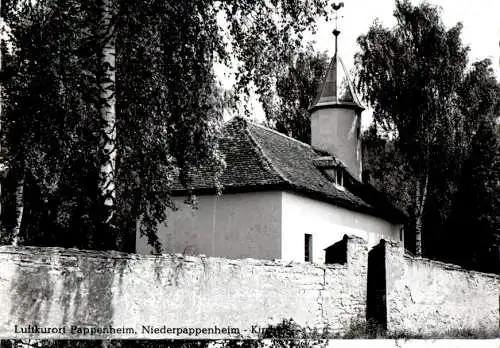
{"left": 332, "top": 2, "right": 344, "bottom": 55}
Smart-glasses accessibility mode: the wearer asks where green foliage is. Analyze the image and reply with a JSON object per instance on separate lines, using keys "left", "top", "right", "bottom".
{"left": 362, "top": 124, "right": 413, "bottom": 213}
{"left": 356, "top": 0, "right": 469, "bottom": 256}
{"left": 357, "top": 1, "right": 500, "bottom": 265}
{"left": 2, "top": 0, "right": 102, "bottom": 247}
{"left": 355, "top": 0, "right": 468, "bottom": 173}
{"left": 113, "top": 0, "right": 229, "bottom": 252}
{"left": 446, "top": 114, "right": 500, "bottom": 272}
{"left": 1, "top": 0, "right": 334, "bottom": 251}
{"left": 342, "top": 319, "right": 386, "bottom": 339}
{"left": 261, "top": 47, "right": 329, "bottom": 144}
{"left": 361, "top": 124, "right": 418, "bottom": 250}
{"left": 341, "top": 319, "right": 500, "bottom": 339}
{"left": 225, "top": 0, "right": 333, "bottom": 97}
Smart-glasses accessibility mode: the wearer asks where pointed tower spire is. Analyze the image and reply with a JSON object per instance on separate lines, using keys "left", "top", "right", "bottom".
{"left": 308, "top": 2, "right": 364, "bottom": 181}
{"left": 309, "top": 2, "right": 363, "bottom": 113}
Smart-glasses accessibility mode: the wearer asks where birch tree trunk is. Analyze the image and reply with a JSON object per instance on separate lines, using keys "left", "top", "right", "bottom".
{"left": 0, "top": 0, "right": 3, "bottom": 230}
{"left": 97, "top": 0, "right": 117, "bottom": 246}
{"left": 414, "top": 173, "right": 429, "bottom": 257}
{"left": 12, "top": 173, "right": 24, "bottom": 246}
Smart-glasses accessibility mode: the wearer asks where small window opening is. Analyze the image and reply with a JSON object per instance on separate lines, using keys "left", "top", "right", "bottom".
{"left": 305, "top": 234, "right": 313, "bottom": 262}
{"left": 324, "top": 166, "right": 344, "bottom": 187}
{"left": 337, "top": 167, "right": 344, "bottom": 186}
{"left": 332, "top": 167, "right": 343, "bottom": 186}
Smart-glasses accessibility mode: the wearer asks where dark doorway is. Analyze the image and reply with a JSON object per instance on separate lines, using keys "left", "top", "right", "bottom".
{"left": 367, "top": 240, "right": 387, "bottom": 331}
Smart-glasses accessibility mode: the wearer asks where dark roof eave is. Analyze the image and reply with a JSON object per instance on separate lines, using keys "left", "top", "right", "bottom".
{"left": 308, "top": 101, "right": 365, "bottom": 114}
{"left": 169, "top": 182, "right": 291, "bottom": 196}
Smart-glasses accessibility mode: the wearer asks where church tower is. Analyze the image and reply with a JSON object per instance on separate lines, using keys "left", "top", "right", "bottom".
{"left": 308, "top": 3, "right": 364, "bottom": 181}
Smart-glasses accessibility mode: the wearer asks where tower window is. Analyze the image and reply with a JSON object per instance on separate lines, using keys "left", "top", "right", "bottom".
{"left": 313, "top": 157, "right": 345, "bottom": 188}
{"left": 305, "top": 234, "right": 313, "bottom": 262}
{"left": 336, "top": 167, "right": 344, "bottom": 186}
{"left": 330, "top": 167, "right": 343, "bottom": 186}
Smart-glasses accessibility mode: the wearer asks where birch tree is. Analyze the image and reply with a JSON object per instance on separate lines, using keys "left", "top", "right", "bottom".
{"left": 355, "top": 0, "right": 468, "bottom": 256}
{"left": 1, "top": 0, "right": 335, "bottom": 251}
{"left": 0, "top": 0, "right": 3, "bottom": 233}
{"left": 1, "top": 0, "right": 100, "bottom": 247}
{"left": 97, "top": 0, "right": 118, "bottom": 248}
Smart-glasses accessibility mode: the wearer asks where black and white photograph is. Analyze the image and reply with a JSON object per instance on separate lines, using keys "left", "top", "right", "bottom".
{"left": 0, "top": 0, "right": 498, "bottom": 347}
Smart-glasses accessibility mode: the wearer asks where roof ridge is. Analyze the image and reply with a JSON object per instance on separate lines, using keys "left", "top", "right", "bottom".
{"left": 337, "top": 56, "right": 363, "bottom": 107}
{"left": 319, "top": 56, "right": 336, "bottom": 102}
{"left": 245, "top": 120, "right": 365, "bottom": 185}
{"left": 247, "top": 120, "right": 312, "bottom": 149}
{"left": 243, "top": 123, "right": 294, "bottom": 187}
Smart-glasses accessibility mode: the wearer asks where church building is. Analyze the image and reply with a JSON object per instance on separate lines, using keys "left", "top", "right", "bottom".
{"left": 136, "top": 28, "right": 407, "bottom": 263}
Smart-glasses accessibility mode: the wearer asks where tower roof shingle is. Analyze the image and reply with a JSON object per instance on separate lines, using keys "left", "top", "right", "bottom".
{"left": 309, "top": 54, "right": 364, "bottom": 113}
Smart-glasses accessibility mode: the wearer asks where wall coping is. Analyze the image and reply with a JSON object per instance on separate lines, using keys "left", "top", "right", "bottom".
{"left": 402, "top": 254, "right": 500, "bottom": 279}
{"left": 383, "top": 241, "right": 500, "bottom": 280}
{"left": 0, "top": 245, "right": 350, "bottom": 271}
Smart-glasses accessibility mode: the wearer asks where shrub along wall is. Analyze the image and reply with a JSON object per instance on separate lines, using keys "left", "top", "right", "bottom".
{"left": 384, "top": 240, "right": 500, "bottom": 336}
{"left": 0, "top": 235, "right": 368, "bottom": 340}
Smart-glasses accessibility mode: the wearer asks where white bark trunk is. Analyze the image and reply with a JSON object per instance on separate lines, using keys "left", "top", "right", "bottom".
{"left": 0, "top": 0, "right": 3, "bottom": 227}
{"left": 12, "top": 174, "right": 24, "bottom": 246}
{"left": 414, "top": 173, "right": 428, "bottom": 257}
{"left": 98, "top": 0, "right": 117, "bottom": 229}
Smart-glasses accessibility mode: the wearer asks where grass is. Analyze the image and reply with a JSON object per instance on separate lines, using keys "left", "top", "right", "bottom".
{"left": 342, "top": 319, "right": 500, "bottom": 339}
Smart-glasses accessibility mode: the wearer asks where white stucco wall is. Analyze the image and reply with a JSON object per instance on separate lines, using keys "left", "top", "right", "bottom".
{"left": 310, "top": 107, "right": 362, "bottom": 180}
{"left": 136, "top": 191, "right": 283, "bottom": 260}
{"left": 281, "top": 191, "right": 401, "bottom": 263}
{"left": 137, "top": 190, "right": 401, "bottom": 263}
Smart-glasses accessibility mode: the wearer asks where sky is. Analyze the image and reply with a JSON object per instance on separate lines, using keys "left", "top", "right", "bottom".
{"left": 317, "top": 0, "right": 500, "bottom": 76}
{"left": 217, "top": 0, "right": 500, "bottom": 128}
{"left": 2, "top": 1, "right": 498, "bottom": 128}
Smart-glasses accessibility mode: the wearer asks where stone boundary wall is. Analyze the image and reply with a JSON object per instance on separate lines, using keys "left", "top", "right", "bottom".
{"left": 385, "top": 241, "right": 500, "bottom": 336}
{"left": 0, "top": 235, "right": 368, "bottom": 340}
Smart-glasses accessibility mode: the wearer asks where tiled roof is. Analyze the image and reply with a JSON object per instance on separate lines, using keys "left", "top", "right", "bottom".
{"left": 309, "top": 54, "right": 364, "bottom": 113}
{"left": 173, "top": 117, "right": 407, "bottom": 224}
